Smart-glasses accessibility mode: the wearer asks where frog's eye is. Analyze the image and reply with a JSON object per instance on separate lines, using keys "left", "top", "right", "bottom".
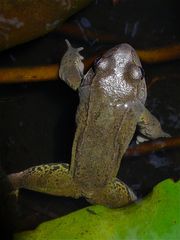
{"left": 139, "top": 67, "right": 145, "bottom": 80}
{"left": 92, "top": 57, "right": 101, "bottom": 71}
{"left": 130, "top": 65, "right": 145, "bottom": 81}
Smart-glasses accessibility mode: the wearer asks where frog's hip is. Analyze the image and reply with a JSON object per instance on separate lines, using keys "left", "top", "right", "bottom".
{"left": 71, "top": 166, "right": 118, "bottom": 191}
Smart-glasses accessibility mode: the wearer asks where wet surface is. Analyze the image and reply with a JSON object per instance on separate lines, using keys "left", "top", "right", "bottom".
{"left": 0, "top": 0, "right": 179, "bottom": 238}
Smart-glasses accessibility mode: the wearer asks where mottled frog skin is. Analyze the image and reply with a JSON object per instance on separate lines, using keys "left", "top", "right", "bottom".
{"left": 8, "top": 40, "right": 169, "bottom": 208}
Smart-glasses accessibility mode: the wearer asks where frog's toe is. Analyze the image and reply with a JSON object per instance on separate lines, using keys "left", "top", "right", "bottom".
{"left": 128, "top": 187, "right": 137, "bottom": 201}
{"left": 153, "top": 128, "right": 171, "bottom": 139}
{"left": 65, "top": 39, "right": 84, "bottom": 53}
{"left": 65, "top": 39, "right": 71, "bottom": 48}
{"left": 162, "top": 132, "right": 171, "bottom": 138}
{"left": 136, "top": 131, "right": 171, "bottom": 144}
{"left": 136, "top": 135, "right": 149, "bottom": 144}
{"left": 77, "top": 47, "right": 84, "bottom": 53}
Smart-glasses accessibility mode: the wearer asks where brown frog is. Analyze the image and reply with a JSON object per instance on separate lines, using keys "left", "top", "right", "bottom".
{"left": 8, "top": 40, "right": 169, "bottom": 208}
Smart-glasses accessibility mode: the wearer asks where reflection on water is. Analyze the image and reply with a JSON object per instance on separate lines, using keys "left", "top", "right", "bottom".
{"left": 148, "top": 153, "right": 170, "bottom": 168}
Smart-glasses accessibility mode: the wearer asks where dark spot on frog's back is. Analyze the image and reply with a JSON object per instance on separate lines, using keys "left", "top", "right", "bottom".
{"left": 86, "top": 208, "right": 97, "bottom": 215}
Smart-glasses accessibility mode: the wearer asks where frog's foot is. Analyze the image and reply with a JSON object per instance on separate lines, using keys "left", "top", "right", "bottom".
{"left": 136, "top": 134, "right": 150, "bottom": 144}
{"left": 8, "top": 163, "right": 81, "bottom": 199}
{"left": 85, "top": 179, "right": 137, "bottom": 208}
{"left": 137, "top": 107, "right": 170, "bottom": 144}
{"left": 59, "top": 39, "right": 84, "bottom": 90}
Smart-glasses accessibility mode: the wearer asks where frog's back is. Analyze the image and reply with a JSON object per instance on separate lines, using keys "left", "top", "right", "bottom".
{"left": 70, "top": 43, "right": 147, "bottom": 192}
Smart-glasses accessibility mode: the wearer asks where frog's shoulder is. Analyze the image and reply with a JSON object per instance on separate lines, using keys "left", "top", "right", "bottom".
{"left": 78, "top": 68, "right": 95, "bottom": 106}
{"left": 81, "top": 68, "right": 95, "bottom": 87}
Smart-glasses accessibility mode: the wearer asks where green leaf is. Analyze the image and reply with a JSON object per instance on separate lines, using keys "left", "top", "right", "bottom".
{"left": 15, "top": 179, "right": 180, "bottom": 240}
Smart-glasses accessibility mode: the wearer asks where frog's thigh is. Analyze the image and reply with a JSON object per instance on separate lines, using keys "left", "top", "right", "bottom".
{"left": 8, "top": 163, "right": 81, "bottom": 198}
{"left": 137, "top": 107, "right": 170, "bottom": 144}
{"left": 86, "top": 179, "right": 137, "bottom": 208}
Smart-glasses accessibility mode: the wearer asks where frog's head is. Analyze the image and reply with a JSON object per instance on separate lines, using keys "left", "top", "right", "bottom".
{"left": 94, "top": 43, "right": 147, "bottom": 105}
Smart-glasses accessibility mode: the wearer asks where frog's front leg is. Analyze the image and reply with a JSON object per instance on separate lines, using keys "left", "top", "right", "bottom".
{"left": 85, "top": 179, "right": 137, "bottom": 208}
{"left": 8, "top": 163, "right": 81, "bottom": 199}
{"left": 136, "top": 107, "right": 170, "bottom": 144}
{"left": 137, "top": 109, "right": 170, "bottom": 144}
{"left": 59, "top": 39, "right": 84, "bottom": 90}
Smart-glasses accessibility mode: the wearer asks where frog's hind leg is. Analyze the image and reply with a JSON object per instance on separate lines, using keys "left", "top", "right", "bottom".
{"left": 86, "top": 179, "right": 137, "bottom": 208}
{"left": 8, "top": 163, "right": 81, "bottom": 199}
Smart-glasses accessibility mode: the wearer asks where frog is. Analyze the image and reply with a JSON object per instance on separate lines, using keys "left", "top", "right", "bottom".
{"left": 8, "top": 40, "right": 170, "bottom": 208}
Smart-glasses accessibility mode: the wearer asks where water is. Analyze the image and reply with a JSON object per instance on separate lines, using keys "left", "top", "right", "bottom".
{"left": 0, "top": 0, "right": 179, "bottom": 235}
